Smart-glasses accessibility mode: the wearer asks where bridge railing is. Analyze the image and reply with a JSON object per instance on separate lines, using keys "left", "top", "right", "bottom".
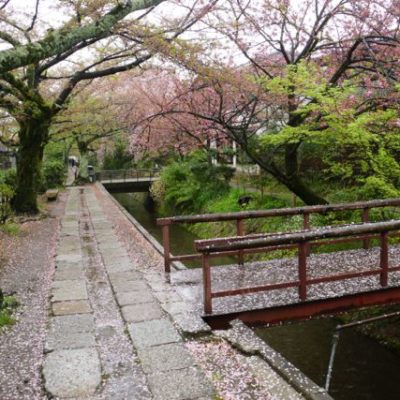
{"left": 195, "top": 220, "right": 400, "bottom": 314}
{"left": 97, "top": 169, "right": 159, "bottom": 182}
{"left": 157, "top": 198, "right": 400, "bottom": 272}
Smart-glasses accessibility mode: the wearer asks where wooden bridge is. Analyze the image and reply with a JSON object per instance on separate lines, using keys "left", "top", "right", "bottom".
{"left": 96, "top": 169, "right": 159, "bottom": 193}
{"left": 157, "top": 198, "right": 400, "bottom": 327}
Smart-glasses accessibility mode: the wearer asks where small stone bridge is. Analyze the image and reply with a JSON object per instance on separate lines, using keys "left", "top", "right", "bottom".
{"left": 96, "top": 169, "right": 159, "bottom": 193}
{"left": 157, "top": 198, "right": 400, "bottom": 328}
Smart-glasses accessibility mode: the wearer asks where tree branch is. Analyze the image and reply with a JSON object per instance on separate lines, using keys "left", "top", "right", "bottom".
{"left": 0, "top": 0, "right": 164, "bottom": 74}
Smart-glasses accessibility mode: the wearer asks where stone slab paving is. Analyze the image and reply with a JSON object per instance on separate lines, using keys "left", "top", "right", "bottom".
{"left": 43, "top": 186, "right": 215, "bottom": 399}
{"left": 51, "top": 279, "right": 88, "bottom": 302}
{"left": 116, "top": 290, "right": 155, "bottom": 306}
{"left": 42, "top": 185, "right": 313, "bottom": 399}
{"left": 43, "top": 188, "right": 101, "bottom": 399}
{"left": 85, "top": 187, "right": 216, "bottom": 400}
{"left": 52, "top": 299, "right": 91, "bottom": 316}
{"left": 43, "top": 348, "right": 101, "bottom": 398}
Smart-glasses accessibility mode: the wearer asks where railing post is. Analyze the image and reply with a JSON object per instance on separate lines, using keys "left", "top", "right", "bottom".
{"left": 303, "top": 213, "right": 310, "bottom": 230}
{"left": 236, "top": 219, "right": 245, "bottom": 266}
{"left": 303, "top": 213, "right": 311, "bottom": 255}
{"left": 162, "top": 224, "right": 171, "bottom": 273}
{"left": 298, "top": 242, "right": 308, "bottom": 301}
{"left": 380, "top": 231, "right": 388, "bottom": 287}
{"left": 362, "top": 208, "right": 370, "bottom": 249}
{"left": 203, "top": 253, "right": 212, "bottom": 314}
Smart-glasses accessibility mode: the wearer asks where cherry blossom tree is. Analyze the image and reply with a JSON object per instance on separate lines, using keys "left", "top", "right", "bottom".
{"left": 0, "top": 0, "right": 214, "bottom": 212}
{"left": 144, "top": 0, "right": 400, "bottom": 205}
{"left": 114, "top": 70, "right": 228, "bottom": 161}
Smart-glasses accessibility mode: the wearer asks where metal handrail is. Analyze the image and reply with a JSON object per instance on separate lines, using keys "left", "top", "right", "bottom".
{"left": 157, "top": 198, "right": 400, "bottom": 273}
{"left": 97, "top": 169, "right": 159, "bottom": 182}
{"left": 157, "top": 198, "right": 400, "bottom": 225}
{"left": 194, "top": 219, "right": 400, "bottom": 314}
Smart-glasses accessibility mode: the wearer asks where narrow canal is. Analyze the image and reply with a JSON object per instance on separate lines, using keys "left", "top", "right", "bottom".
{"left": 113, "top": 191, "right": 400, "bottom": 400}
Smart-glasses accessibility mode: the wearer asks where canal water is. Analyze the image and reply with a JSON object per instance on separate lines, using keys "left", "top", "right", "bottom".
{"left": 256, "top": 318, "right": 400, "bottom": 400}
{"left": 114, "top": 191, "right": 400, "bottom": 400}
{"left": 112, "top": 192, "right": 234, "bottom": 267}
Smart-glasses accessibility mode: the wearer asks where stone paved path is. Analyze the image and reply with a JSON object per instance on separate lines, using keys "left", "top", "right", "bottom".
{"left": 43, "top": 187, "right": 214, "bottom": 399}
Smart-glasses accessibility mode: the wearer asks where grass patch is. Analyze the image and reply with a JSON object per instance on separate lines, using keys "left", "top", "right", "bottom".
{"left": 0, "top": 221, "right": 20, "bottom": 236}
{"left": 0, "top": 293, "right": 18, "bottom": 329}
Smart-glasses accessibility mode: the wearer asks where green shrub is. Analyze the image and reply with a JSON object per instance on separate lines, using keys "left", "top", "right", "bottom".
{"left": 358, "top": 176, "right": 399, "bottom": 200}
{"left": 0, "top": 222, "right": 19, "bottom": 235}
{"left": 326, "top": 188, "right": 359, "bottom": 204}
{"left": 0, "top": 290, "right": 17, "bottom": 328}
{"left": 34, "top": 141, "right": 68, "bottom": 191}
{"left": 42, "top": 160, "right": 65, "bottom": 189}
{"left": 0, "top": 168, "right": 16, "bottom": 188}
{"left": 158, "top": 152, "right": 232, "bottom": 214}
{"left": 149, "top": 179, "right": 166, "bottom": 204}
{"left": 0, "top": 183, "right": 14, "bottom": 224}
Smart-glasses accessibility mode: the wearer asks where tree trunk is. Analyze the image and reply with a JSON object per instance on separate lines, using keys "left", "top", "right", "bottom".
{"left": 281, "top": 173, "right": 328, "bottom": 205}
{"left": 238, "top": 139, "right": 328, "bottom": 206}
{"left": 284, "top": 143, "right": 328, "bottom": 205}
{"left": 14, "top": 120, "right": 49, "bottom": 213}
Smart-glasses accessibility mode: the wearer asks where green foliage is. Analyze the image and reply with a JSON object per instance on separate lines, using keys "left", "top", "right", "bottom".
{"left": 44, "top": 141, "right": 66, "bottom": 161}
{"left": 0, "top": 168, "right": 17, "bottom": 188}
{"left": 326, "top": 188, "right": 359, "bottom": 204}
{"left": 158, "top": 151, "right": 232, "bottom": 214}
{"left": 149, "top": 179, "right": 165, "bottom": 205}
{"left": 42, "top": 160, "right": 66, "bottom": 189}
{"left": 38, "top": 141, "right": 67, "bottom": 190}
{"left": 358, "top": 176, "right": 400, "bottom": 200}
{"left": 0, "top": 183, "right": 14, "bottom": 224}
{"left": 103, "top": 138, "right": 133, "bottom": 170}
{"left": 256, "top": 61, "right": 400, "bottom": 194}
{"left": 87, "top": 152, "right": 98, "bottom": 167}
{"left": 0, "top": 291, "right": 17, "bottom": 329}
{"left": 0, "top": 221, "right": 20, "bottom": 235}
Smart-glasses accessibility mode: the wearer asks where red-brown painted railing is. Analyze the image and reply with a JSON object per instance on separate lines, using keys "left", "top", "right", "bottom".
{"left": 157, "top": 198, "right": 400, "bottom": 272}
{"left": 194, "top": 220, "right": 400, "bottom": 314}
{"left": 97, "top": 169, "right": 159, "bottom": 182}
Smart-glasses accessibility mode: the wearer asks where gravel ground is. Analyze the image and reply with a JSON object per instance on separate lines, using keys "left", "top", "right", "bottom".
{"left": 0, "top": 197, "right": 64, "bottom": 400}
{"left": 186, "top": 338, "right": 274, "bottom": 400}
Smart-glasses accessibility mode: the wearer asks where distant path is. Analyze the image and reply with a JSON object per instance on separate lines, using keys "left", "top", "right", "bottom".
{"left": 65, "top": 165, "right": 77, "bottom": 186}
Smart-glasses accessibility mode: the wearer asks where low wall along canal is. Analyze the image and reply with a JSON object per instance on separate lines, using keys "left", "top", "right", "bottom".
{"left": 113, "top": 191, "right": 400, "bottom": 400}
